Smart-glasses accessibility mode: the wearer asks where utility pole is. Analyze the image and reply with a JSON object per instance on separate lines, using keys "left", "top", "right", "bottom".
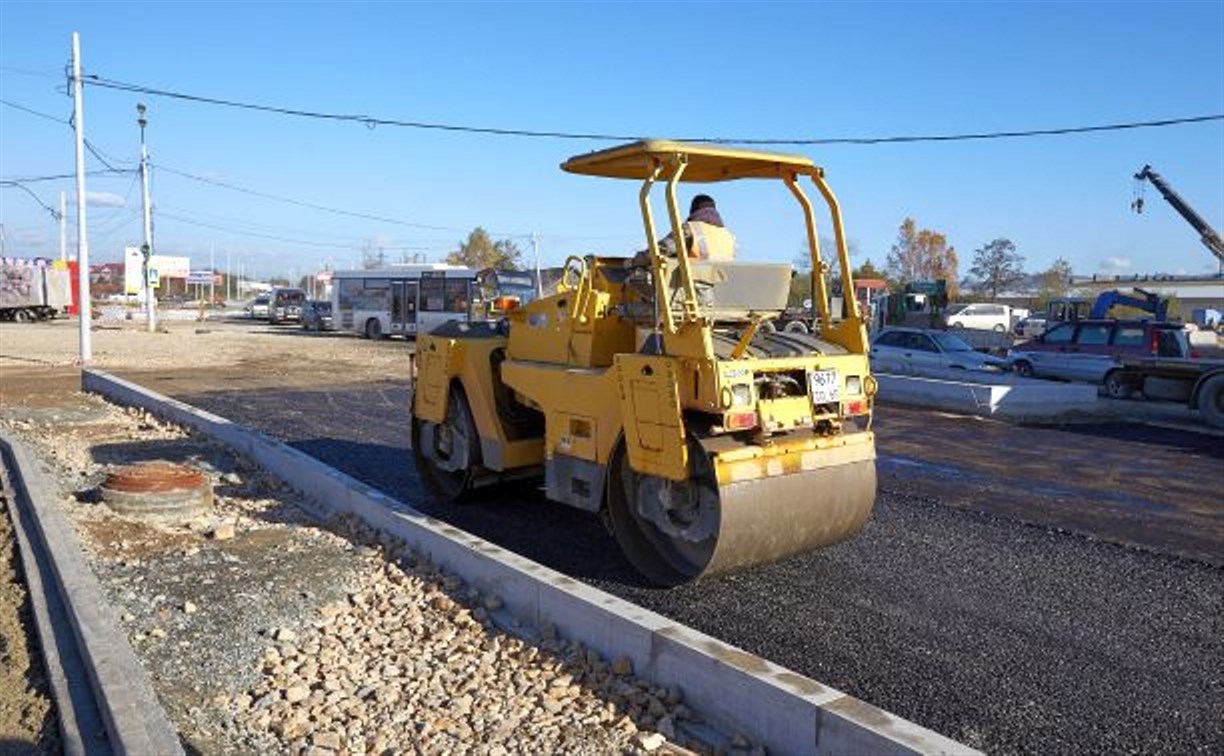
{"left": 71, "top": 32, "right": 92, "bottom": 362}
{"left": 137, "top": 102, "right": 156, "bottom": 332}
{"left": 58, "top": 191, "right": 67, "bottom": 261}
{"left": 531, "top": 232, "right": 542, "bottom": 297}
{"left": 225, "top": 249, "right": 231, "bottom": 302}
{"left": 209, "top": 242, "right": 215, "bottom": 306}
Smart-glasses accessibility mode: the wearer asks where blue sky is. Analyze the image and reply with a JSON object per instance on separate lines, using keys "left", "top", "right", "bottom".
{"left": 2, "top": 0, "right": 1222, "bottom": 280}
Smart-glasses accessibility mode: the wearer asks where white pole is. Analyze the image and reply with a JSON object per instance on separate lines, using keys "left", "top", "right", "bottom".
{"left": 225, "top": 249, "right": 231, "bottom": 302}
{"left": 137, "top": 103, "right": 156, "bottom": 332}
{"left": 58, "top": 191, "right": 67, "bottom": 262}
{"left": 71, "top": 32, "right": 92, "bottom": 363}
{"left": 531, "top": 232, "right": 542, "bottom": 297}
{"left": 210, "top": 242, "right": 215, "bottom": 306}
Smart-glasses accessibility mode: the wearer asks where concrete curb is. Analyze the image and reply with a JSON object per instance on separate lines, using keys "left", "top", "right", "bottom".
{"left": 0, "top": 433, "right": 184, "bottom": 756}
{"left": 877, "top": 373, "right": 1099, "bottom": 419}
{"left": 83, "top": 368, "right": 976, "bottom": 756}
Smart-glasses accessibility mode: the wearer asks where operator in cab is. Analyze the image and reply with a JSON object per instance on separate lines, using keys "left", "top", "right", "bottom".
{"left": 632, "top": 194, "right": 737, "bottom": 265}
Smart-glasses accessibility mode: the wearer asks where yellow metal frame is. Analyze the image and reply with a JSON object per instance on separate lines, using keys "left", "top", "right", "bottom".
{"left": 590, "top": 140, "right": 866, "bottom": 359}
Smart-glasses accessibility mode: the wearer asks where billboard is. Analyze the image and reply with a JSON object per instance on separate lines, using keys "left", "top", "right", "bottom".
{"left": 124, "top": 247, "right": 190, "bottom": 293}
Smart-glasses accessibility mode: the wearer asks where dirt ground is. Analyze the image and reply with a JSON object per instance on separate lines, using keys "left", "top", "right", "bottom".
{"left": 0, "top": 490, "right": 58, "bottom": 756}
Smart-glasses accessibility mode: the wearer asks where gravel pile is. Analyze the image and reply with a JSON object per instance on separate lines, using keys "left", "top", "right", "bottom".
{"left": 226, "top": 515, "right": 725, "bottom": 755}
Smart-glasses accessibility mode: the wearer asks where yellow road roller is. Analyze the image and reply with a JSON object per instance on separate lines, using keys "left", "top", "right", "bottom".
{"left": 410, "top": 140, "right": 877, "bottom": 585}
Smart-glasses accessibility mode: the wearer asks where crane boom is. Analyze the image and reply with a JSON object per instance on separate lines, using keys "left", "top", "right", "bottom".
{"left": 1133, "top": 164, "right": 1224, "bottom": 264}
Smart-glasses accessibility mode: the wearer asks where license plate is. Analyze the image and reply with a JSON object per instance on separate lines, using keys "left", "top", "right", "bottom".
{"left": 808, "top": 369, "right": 841, "bottom": 405}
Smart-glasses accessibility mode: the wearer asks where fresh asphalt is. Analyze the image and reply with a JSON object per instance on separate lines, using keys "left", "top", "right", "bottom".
{"left": 130, "top": 375, "right": 1222, "bottom": 755}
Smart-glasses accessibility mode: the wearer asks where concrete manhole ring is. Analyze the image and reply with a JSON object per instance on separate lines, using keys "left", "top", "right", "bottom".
{"left": 100, "top": 461, "right": 213, "bottom": 524}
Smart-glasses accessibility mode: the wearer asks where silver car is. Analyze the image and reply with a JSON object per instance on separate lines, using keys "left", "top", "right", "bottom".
{"left": 870, "top": 327, "right": 1007, "bottom": 374}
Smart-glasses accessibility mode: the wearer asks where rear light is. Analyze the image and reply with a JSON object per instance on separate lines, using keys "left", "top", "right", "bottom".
{"left": 845, "top": 375, "right": 862, "bottom": 395}
{"left": 1150, "top": 330, "right": 1159, "bottom": 355}
{"left": 725, "top": 411, "right": 758, "bottom": 430}
{"left": 844, "top": 399, "right": 870, "bottom": 416}
{"left": 1191, "top": 350, "right": 1202, "bottom": 359}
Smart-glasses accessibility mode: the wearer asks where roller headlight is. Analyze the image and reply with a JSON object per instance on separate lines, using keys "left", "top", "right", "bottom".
{"left": 731, "top": 383, "right": 753, "bottom": 407}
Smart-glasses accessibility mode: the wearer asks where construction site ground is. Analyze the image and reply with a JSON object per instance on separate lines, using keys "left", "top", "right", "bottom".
{"left": 1, "top": 318, "right": 1221, "bottom": 754}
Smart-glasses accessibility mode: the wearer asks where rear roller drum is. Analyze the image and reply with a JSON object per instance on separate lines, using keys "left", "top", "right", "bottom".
{"left": 411, "top": 386, "right": 480, "bottom": 501}
{"left": 607, "top": 437, "right": 721, "bottom": 586}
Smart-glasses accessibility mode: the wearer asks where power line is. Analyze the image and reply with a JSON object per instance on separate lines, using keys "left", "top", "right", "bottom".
{"left": 0, "top": 169, "right": 134, "bottom": 184}
{"left": 0, "top": 66, "right": 61, "bottom": 80}
{"left": 153, "top": 162, "right": 467, "bottom": 232}
{"left": 82, "top": 73, "right": 1224, "bottom": 146}
{"left": 0, "top": 97, "right": 67, "bottom": 124}
{"left": 0, "top": 181, "right": 62, "bottom": 219}
{"left": 155, "top": 209, "right": 452, "bottom": 251}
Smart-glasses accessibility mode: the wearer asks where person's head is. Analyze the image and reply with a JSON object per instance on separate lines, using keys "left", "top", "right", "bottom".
{"left": 690, "top": 194, "right": 716, "bottom": 215}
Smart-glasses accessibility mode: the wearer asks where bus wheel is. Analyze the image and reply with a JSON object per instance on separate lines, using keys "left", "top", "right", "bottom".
{"left": 365, "top": 318, "right": 383, "bottom": 340}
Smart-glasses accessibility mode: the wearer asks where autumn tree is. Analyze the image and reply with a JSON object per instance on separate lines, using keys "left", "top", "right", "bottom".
{"left": 969, "top": 238, "right": 1026, "bottom": 299}
{"left": 1034, "top": 257, "right": 1074, "bottom": 306}
{"left": 447, "top": 227, "right": 523, "bottom": 270}
{"left": 885, "top": 218, "right": 959, "bottom": 299}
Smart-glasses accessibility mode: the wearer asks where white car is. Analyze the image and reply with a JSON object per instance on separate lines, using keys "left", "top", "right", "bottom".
{"left": 249, "top": 294, "right": 270, "bottom": 319}
{"left": 946, "top": 302, "right": 1012, "bottom": 333}
{"left": 870, "top": 327, "right": 1007, "bottom": 373}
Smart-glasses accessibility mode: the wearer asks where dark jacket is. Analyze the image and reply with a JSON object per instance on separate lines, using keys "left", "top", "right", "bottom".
{"left": 688, "top": 206, "right": 724, "bottom": 227}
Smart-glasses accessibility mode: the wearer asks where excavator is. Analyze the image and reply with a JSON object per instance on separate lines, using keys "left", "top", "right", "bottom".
{"left": 1133, "top": 164, "right": 1224, "bottom": 267}
{"left": 409, "top": 141, "right": 877, "bottom": 585}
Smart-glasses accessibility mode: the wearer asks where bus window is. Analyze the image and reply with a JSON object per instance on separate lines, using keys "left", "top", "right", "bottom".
{"left": 420, "top": 277, "right": 446, "bottom": 311}
{"left": 337, "top": 278, "right": 362, "bottom": 308}
{"left": 445, "top": 279, "right": 469, "bottom": 313}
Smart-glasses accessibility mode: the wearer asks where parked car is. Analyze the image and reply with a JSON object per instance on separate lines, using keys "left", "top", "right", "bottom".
{"left": 268, "top": 287, "right": 306, "bottom": 324}
{"left": 249, "top": 293, "right": 270, "bottom": 319}
{"left": 1007, "top": 319, "right": 1190, "bottom": 396}
{"left": 1014, "top": 314, "right": 1048, "bottom": 338}
{"left": 946, "top": 302, "right": 1014, "bottom": 333}
{"left": 301, "top": 300, "right": 334, "bottom": 331}
{"left": 870, "top": 327, "right": 1007, "bottom": 373}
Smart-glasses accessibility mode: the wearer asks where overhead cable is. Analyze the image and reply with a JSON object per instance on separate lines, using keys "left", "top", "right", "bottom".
{"left": 81, "top": 74, "right": 1224, "bottom": 145}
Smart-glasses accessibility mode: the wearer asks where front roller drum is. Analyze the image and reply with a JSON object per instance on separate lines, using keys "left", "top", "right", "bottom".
{"left": 608, "top": 438, "right": 876, "bottom": 586}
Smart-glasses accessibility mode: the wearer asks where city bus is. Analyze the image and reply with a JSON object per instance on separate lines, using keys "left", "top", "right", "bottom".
{"left": 330, "top": 265, "right": 479, "bottom": 339}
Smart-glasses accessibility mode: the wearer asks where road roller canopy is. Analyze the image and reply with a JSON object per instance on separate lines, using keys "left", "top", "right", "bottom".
{"left": 561, "top": 140, "right": 820, "bottom": 182}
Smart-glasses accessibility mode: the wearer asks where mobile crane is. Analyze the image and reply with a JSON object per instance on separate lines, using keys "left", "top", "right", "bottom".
{"left": 1132, "top": 164, "right": 1224, "bottom": 267}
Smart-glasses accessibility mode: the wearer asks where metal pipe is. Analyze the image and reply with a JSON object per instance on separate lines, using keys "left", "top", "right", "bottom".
{"left": 663, "top": 155, "right": 700, "bottom": 322}
{"left": 784, "top": 175, "right": 832, "bottom": 328}
{"left": 810, "top": 170, "right": 861, "bottom": 321}
{"left": 638, "top": 162, "right": 672, "bottom": 334}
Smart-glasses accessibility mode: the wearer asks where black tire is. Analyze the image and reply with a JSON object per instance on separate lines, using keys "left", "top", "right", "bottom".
{"left": 12, "top": 309, "right": 30, "bottom": 324}
{"left": 1195, "top": 373, "right": 1224, "bottom": 429}
{"left": 605, "top": 436, "right": 721, "bottom": 587}
{"left": 365, "top": 318, "right": 383, "bottom": 340}
{"left": 1104, "top": 370, "right": 1134, "bottom": 400}
{"left": 783, "top": 320, "right": 809, "bottom": 334}
{"left": 1014, "top": 360, "right": 1034, "bottom": 378}
{"left": 951, "top": 322, "right": 965, "bottom": 329}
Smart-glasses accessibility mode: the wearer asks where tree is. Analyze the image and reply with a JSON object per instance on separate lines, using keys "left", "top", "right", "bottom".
{"left": 969, "top": 238, "right": 1025, "bottom": 299}
{"left": 447, "top": 227, "right": 522, "bottom": 270}
{"left": 854, "top": 258, "right": 887, "bottom": 282}
{"left": 1035, "top": 257, "right": 1074, "bottom": 306}
{"left": 885, "top": 218, "right": 959, "bottom": 299}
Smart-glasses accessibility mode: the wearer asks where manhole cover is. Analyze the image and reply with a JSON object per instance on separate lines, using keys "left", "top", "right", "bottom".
{"left": 101, "top": 462, "right": 213, "bottom": 524}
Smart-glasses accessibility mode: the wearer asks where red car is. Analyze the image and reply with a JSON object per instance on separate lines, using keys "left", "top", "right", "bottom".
{"left": 1007, "top": 319, "right": 1189, "bottom": 396}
